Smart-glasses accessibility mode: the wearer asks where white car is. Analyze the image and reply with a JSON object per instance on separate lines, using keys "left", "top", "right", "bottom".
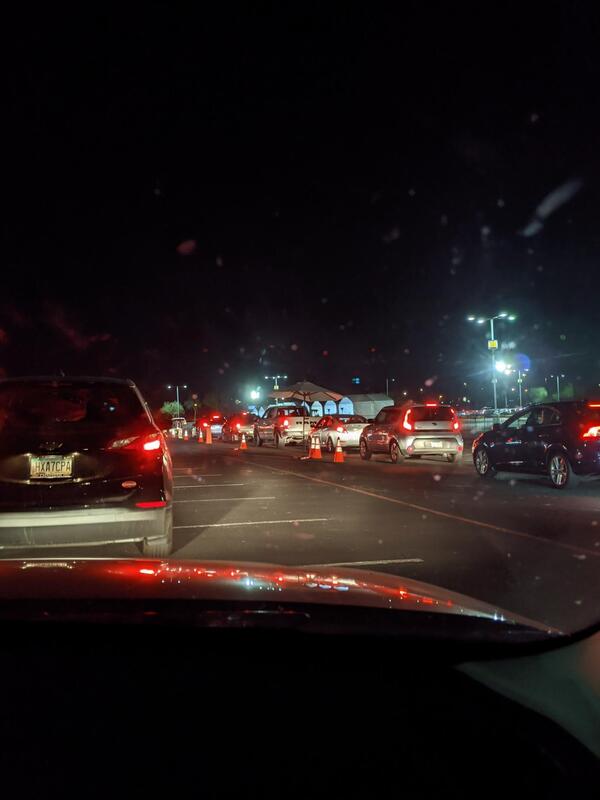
{"left": 311, "top": 414, "right": 368, "bottom": 453}
{"left": 254, "top": 404, "right": 315, "bottom": 447}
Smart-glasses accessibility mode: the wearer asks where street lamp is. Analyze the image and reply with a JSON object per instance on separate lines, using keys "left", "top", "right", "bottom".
{"left": 166, "top": 384, "right": 188, "bottom": 414}
{"left": 385, "top": 377, "right": 395, "bottom": 395}
{"left": 548, "top": 373, "right": 565, "bottom": 402}
{"left": 264, "top": 374, "right": 287, "bottom": 390}
{"left": 467, "top": 313, "right": 517, "bottom": 411}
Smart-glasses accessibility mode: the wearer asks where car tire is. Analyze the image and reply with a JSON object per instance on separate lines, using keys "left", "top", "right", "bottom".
{"left": 254, "top": 429, "right": 263, "bottom": 447}
{"left": 274, "top": 432, "right": 282, "bottom": 448}
{"left": 359, "top": 438, "right": 371, "bottom": 460}
{"left": 390, "top": 441, "right": 404, "bottom": 464}
{"left": 326, "top": 437, "right": 335, "bottom": 454}
{"left": 141, "top": 510, "right": 173, "bottom": 557}
{"left": 548, "top": 451, "right": 580, "bottom": 489}
{"left": 474, "top": 446, "right": 496, "bottom": 478}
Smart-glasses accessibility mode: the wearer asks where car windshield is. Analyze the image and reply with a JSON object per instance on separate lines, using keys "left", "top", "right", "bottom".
{"left": 0, "top": 383, "right": 144, "bottom": 430}
{"left": 409, "top": 407, "right": 455, "bottom": 422}
{"left": 2, "top": 6, "right": 599, "bottom": 642}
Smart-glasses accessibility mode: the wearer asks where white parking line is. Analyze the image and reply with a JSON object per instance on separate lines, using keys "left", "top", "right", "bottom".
{"left": 174, "top": 473, "right": 223, "bottom": 477}
{"left": 174, "top": 517, "right": 329, "bottom": 530}
{"left": 174, "top": 496, "right": 275, "bottom": 504}
{"left": 175, "top": 483, "right": 246, "bottom": 489}
{"left": 242, "top": 460, "right": 600, "bottom": 558}
{"left": 302, "top": 557, "right": 424, "bottom": 567}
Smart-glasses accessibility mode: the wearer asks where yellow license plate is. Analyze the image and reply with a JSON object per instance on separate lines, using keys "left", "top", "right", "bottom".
{"left": 30, "top": 456, "right": 74, "bottom": 479}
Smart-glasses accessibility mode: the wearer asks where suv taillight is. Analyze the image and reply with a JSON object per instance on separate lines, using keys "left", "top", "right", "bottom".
{"left": 403, "top": 409, "right": 412, "bottom": 431}
{"left": 282, "top": 419, "right": 289, "bottom": 427}
{"left": 108, "top": 432, "right": 163, "bottom": 453}
{"left": 582, "top": 426, "right": 600, "bottom": 439}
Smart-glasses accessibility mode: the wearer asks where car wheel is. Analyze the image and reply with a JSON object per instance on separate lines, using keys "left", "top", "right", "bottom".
{"left": 359, "top": 438, "right": 371, "bottom": 460}
{"left": 274, "top": 432, "right": 281, "bottom": 448}
{"left": 254, "top": 429, "right": 263, "bottom": 447}
{"left": 326, "top": 437, "right": 335, "bottom": 454}
{"left": 390, "top": 441, "right": 404, "bottom": 464}
{"left": 141, "top": 509, "right": 173, "bottom": 557}
{"left": 548, "top": 452, "right": 579, "bottom": 489}
{"left": 474, "top": 446, "right": 495, "bottom": 478}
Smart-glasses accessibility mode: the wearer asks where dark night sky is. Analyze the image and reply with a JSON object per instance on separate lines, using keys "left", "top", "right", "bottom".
{"left": 3, "top": 3, "right": 600, "bottom": 407}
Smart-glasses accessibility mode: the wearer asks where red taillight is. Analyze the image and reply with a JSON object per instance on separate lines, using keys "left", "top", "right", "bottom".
{"left": 425, "top": 403, "right": 437, "bottom": 408}
{"left": 588, "top": 403, "right": 600, "bottom": 408}
{"left": 283, "top": 419, "right": 289, "bottom": 427}
{"left": 109, "top": 433, "right": 162, "bottom": 453}
{"left": 136, "top": 501, "right": 167, "bottom": 509}
{"left": 582, "top": 426, "right": 600, "bottom": 439}
{"left": 453, "top": 421, "right": 460, "bottom": 431}
{"left": 236, "top": 422, "right": 241, "bottom": 430}
{"left": 202, "top": 422, "right": 208, "bottom": 427}
{"left": 403, "top": 409, "right": 412, "bottom": 431}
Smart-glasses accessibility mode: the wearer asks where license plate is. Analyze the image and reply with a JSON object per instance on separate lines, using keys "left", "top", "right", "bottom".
{"left": 30, "top": 456, "right": 74, "bottom": 479}
{"left": 429, "top": 441, "right": 443, "bottom": 448}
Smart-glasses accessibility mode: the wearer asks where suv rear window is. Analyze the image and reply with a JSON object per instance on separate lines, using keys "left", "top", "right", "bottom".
{"left": 277, "top": 407, "right": 307, "bottom": 417}
{"left": 0, "top": 382, "right": 145, "bottom": 430}
{"left": 410, "top": 406, "right": 455, "bottom": 422}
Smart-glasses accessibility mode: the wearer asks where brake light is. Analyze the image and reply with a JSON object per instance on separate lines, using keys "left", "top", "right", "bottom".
{"left": 135, "top": 501, "right": 167, "bottom": 509}
{"left": 282, "top": 419, "right": 289, "bottom": 427}
{"left": 588, "top": 403, "right": 600, "bottom": 408}
{"left": 403, "top": 409, "right": 412, "bottom": 431}
{"left": 425, "top": 403, "right": 437, "bottom": 407}
{"left": 109, "top": 433, "right": 162, "bottom": 453}
{"left": 582, "top": 426, "right": 600, "bottom": 439}
{"left": 453, "top": 421, "right": 460, "bottom": 431}
{"left": 236, "top": 422, "right": 241, "bottom": 430}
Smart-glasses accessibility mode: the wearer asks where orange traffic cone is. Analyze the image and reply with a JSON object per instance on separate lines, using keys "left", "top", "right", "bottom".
{"left": 183, "top": 428, "right": 189, "bottom": 440}
{"left": 309, "top": 434, "right": 322, "bottom": 460}
{"left": 197, "top": 428, "right": 204, "bottom": 444}
{"left": 240, "top": 433, "right": 248, "bottom": 450}
{"left": 333, "top": 437, "right": 344, "bottom": 463}
{"left": 205, "top": 426, "right": 213, "bottom": 445}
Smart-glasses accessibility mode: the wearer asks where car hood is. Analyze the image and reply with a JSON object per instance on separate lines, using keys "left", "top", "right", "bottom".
{"left": 0, "top": 558, "right": 558, "bottom": 634}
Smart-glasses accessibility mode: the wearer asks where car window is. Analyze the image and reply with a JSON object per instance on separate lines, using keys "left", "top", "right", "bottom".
{"left": 505, "top": 411, "right": 530, "bottom": 430}
{"left": 374, "top": 410, "right": 387, "bottom": 424}
{"left": 0, "top": 382, "right": 144, "bottom": 430}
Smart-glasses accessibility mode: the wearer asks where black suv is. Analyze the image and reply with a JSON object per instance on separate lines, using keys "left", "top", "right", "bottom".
{"left": 472, "top": 401, "right": 600, "bottom": 488}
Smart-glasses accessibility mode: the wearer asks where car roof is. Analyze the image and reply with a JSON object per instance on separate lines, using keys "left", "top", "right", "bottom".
{"left": 0, "top": 375, "right": 136, "bottom": 387}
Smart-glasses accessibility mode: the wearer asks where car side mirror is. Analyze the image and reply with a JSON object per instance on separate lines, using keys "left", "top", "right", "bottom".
{"left": 492, "top": 423, "right": 502, "bottom": 432}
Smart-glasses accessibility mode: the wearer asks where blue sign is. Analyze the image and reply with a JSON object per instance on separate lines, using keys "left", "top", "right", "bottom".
{"left": 351, "top": 377, "right": 361, "bottom": 385}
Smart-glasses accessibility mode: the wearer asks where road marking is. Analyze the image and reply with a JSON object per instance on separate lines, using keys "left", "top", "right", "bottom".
{"left": 175, "top": 483, "right": 246, "bottom": 489}
{"left": 242, "top": 460, "right": 600, "bottom": 558}
{"left": 303, "top": 557, "right": 424, "bottom": 567}
{"left": 174, "top": 496, "right": 275, "bottom": 504}
{"left": 174, "top": 517, "right": 329, "bottom": 530}
{"left": 174, "top": 473, "right": 223, "bottom": 477}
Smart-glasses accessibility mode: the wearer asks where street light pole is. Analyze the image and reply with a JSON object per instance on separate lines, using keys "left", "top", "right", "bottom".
{"left": 489, "top": 317, "right": 497, "bottom": 412}
{"left": 166, "top": 384, "right": 188, "bottom": 415}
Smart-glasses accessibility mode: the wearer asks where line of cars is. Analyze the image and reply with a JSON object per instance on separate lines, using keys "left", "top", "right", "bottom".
{"left": 211, "top": 399, "right": 600, "bottom": 489}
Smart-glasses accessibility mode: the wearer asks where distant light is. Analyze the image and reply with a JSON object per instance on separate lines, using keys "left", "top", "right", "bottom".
{"left": 498, "top": 312, "right": 508, "bottom": 318}
{"left": 467, "top": 316, "right": 476, "bottom": 321}
{"left": 476, "top": 318, "right": 486, "bottom": 324}
{"left": 250, "top": 390, "right": 260, "bottom": 400}
{"left": 507, "top": 315, "right": 517, "bottom": 321}
{"left": 496, "top": 361, "right": 507, "bottom": 372}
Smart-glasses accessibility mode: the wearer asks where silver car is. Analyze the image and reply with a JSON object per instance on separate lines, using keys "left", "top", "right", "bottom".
{"left": 359, "top": 404, "right": 464, "bottom": 463}
{"left": 312, "top": 414, "right": 368, "bottom": 453}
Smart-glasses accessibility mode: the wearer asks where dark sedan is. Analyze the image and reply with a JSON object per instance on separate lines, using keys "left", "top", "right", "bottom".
{"left": 0, "top": 377, "right": 173, "bottom": 554}
{"left": 472, "top": 401, "right": 600, "bottom": 488}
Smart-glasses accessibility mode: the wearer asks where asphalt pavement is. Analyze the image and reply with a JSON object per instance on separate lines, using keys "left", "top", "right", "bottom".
{"left": 161, "top": 436, "right": 599, "bottom": 632}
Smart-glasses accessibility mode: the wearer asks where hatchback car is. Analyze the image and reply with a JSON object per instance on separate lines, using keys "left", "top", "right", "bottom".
{"left": 0, "top": 376, "right": 173, "bottom": 555}
{"left": 312, "top": 414, "right": 368, "bottom": 452}
{"left": 360, "top": 403, "right": 463, "bottom": 463}
{"left": 472, "top": 401, "right": 600, "bottom": 488}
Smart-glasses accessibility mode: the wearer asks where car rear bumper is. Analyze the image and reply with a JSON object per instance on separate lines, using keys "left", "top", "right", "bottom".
{"left": 572, "top": 444, "right": 600, "bottom": 476}
{"left": 400, "top": 434, "right": 464, "bottom": 456}
{"left": 0, "top": 505, "right": 170, "bottom": 550}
